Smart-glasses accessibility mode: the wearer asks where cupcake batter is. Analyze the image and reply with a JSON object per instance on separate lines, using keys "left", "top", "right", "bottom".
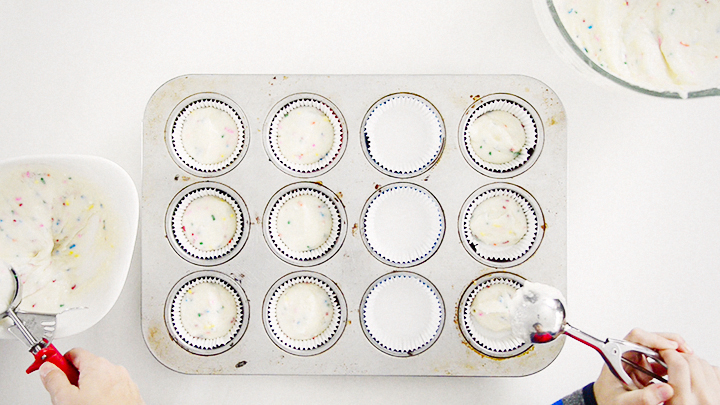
{"left": 276, "top": 106, "right": 335, "bottom": 165}
{"left": 470, "top": 283, "right": 517, "bottom": 338}
{"left": 181, "top": 106, "right": 240, "bottom": 165}
{"left": 468, "top": 110, "right": 525, "bottom": 164}
{"left": 0, "top": 166, "right": 118, "bottom": 313}
{"left": 470, "top": 196, "right": 527, "bottom": 246}
{"left": 179, "top": 281, "right": 237, "bottom": 340}
{"left": 275, "top": 282, "right": 333, "bottom": 340}
{"left": 554, "top": 0, "right": 720, "bottom": 95}
{"left": 276, "top": 194, "right": 332, "bottom": 252}
{"left": 182, "top": 195, "right": 237, "bottom": 252}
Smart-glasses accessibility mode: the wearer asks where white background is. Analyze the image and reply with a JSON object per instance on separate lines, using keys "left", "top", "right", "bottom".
{"left": 1, "top": 1, "right": 719, "bottom": 404}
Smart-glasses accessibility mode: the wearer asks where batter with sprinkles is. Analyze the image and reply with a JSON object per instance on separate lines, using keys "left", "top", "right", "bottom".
{"left": 180, "top": 105, "right": 240, "bottom": 165}
{"left": 181, "top": 195, "right": 237, "bottom": 252}
{"left": 276, "top": 106, "right": 335, "bottom": 165}
{"left": 467, "top": 110, "right": 526, "bottom": 165}
{"left": 275, "top": 282, "right": 334, "bottom": 341}
{"left": 470, "top": 282, "right": 518, "bottom": 340}
{"left": 469, "top": 195, "right": 528, "bottom": 247}
{"left": 178, "top": 280, "right": 238, "bottom": 340}
{"left": 0, "top": 165, "right": 118, "bottom": 314}
{"left": 276, "top": 193, "right": 332, "bottom": 252}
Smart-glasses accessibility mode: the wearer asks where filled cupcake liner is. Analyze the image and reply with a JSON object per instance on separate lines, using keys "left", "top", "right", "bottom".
{"left": 461, "top": 99, "right": 538, "bottom": 174}
{"left": 267, "top": 99, "right": 344, "bottom": 174}
{"left": 461, "top": 188, "right": 538, "bottom": 263}
{"left": 362, "top": 184, "right": 444, "bottom": 267}
{"left": 265, "top": 275, "right": 344, "bottom": 353}
{"left": 362, "top": 94, "right": 445, "bottom": 176}
{"left": 460, "top": 276, "right": 528, "bottom": 356}
{"left": 169, "top": 276, "right": 244, "bottom": 352}
{"left": 361, "top": 273, "right": 444, "bottom": 355}
{"left": 170, "top": 99, "right": 247, "bottom": 174}
{"left": 266, "top": 187, "right": 342, "bottom": 263}
{"left": 171, "top": 188, "right": 244, "bottom": 261}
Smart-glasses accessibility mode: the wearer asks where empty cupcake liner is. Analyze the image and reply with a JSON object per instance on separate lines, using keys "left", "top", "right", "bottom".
{"left": 362, "top": 94, "right": 445, "bottom": 177}
{"left": 361, "top": 272, "right": 444, "bottom": 357}
{"left": 169, "top": 98, "right": 247, "bottom": 176}
{"left": 264, "top": 273, "right": 346, "bottom": 355}
{"left": 361, "top": 183, "right": 445, "bottom": 267}
{"left": 459, "top": 273, "right": 531, "bottom": 358}
{"left": 167, "top": 183, "right": 249, "bottom": 265}
{"left": 264, "top": 183, "right": 346, "bottom": 266}
{"left": 166, "top": 272, "right": 248, "bottom": 355}
{"left": 460, "top": 94, "right": 542, "bottom": 177}
{"left": 460, "top": 184, "right": 541, "bottom": 267}
{"left": 266, "top": 97, "right": 345, "bottom": 176}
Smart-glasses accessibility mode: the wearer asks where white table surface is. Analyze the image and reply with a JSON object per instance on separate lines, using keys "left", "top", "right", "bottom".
{"left": 1, "top": 1, "right": 718, "bottom": 404}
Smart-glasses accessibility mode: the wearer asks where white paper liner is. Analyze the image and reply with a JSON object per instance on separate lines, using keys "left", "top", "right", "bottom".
{"left": 267, "top": 99, "right": 344, "bottom": 174}
{"left": 461, "top": 277, "right": 526, "bottom": 354}
{"left": 170, "top": 99, "right": 246, "bottom": 173}
{"left": 462, "top": 99, "right": 537, "bottom": 173}
{"left": 363, "top": 95, "right": 444, "bottom": 175}
{"left": 171, "top": 188, "right": 244, "bottom": 261}
{"left": 461, "top": 188, "right": 537, "bottom": 262}
{"left": 362, "top": 273, "right": 443, "bottom": 354}
{"left": 169, "top": 276, "right": 244, "bottom": 351}
{"left": 266, "top": 188, "right": 341, "bottom": 262}
{"left": 363, "top": 185, "right": 444, "bottom": 266}
{"left": 265, "top": 276, "right": 343, "bottom": 352}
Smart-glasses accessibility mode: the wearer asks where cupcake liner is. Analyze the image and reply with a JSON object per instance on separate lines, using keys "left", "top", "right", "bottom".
{"left": 361, "top": 272, "right": 444, "bottom": 356}
{"left": 264, "top": 183, "right": 346, "bottom": 266}
{"left": 459, "top": 274, "right": 530, "bottom": 358}
{"left": 167, "top": 274, "right": 246, "bottom": 355}
{"left": 460, "top": 186, "right": 540, "bottom": 265}
{"left": 170, "top": 98, "right": 247, "bottom": 175}
{"left": 264, "top": 274, "right": 345, "bottom": 355}
{"left": 361, "top": 183, "right": 444, "bottom": 267}
{"left": 171, "top": 188, "right": 243, "bottom": 260}
{"left": 362, "top": 94, "right": 445, "bottom": 177}
{"left": 266, "top": 98, "right": 345, "bottom": 176}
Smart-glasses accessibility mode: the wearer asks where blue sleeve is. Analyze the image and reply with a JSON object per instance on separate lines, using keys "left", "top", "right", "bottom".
{"left": 554, "top": 383, "right": 597, "bottom": 405}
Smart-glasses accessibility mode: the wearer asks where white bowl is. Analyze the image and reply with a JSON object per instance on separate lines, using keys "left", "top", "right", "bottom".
{"left": 0, "top": 155, "right": 138, "bottom": 339}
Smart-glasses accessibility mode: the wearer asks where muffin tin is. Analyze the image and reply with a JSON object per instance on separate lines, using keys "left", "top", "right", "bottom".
{"left": 142, "top": 74, "right": 567, "bottom": 376}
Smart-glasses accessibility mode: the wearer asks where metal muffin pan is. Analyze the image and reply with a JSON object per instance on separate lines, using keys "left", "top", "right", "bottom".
{"left": 141, "top": 74, "right": 567, "bottom": 376}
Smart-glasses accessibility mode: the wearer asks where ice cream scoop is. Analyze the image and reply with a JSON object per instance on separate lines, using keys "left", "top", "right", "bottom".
{"left": 1, "top": 264, "right": 79, "bottom": 385}
{"left": 510, "top": 282, "right": 667, "bottom": 386}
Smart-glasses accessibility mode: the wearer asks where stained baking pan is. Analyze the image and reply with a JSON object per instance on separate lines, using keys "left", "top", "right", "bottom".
{"left": 141, "top": 74, "right": 567, "bottom": 376}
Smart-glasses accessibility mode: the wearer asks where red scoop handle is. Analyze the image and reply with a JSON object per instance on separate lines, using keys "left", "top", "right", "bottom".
{"left": 26, "top": 343, "right": 79, "bottom": 386}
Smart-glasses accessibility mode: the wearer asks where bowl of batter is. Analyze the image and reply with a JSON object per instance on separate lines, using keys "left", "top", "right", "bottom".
{"left": 535, "top": 0, "right": 720, "bottom": 98}
{"left": 0, "top": 155, "right": 138, "bottom": 339}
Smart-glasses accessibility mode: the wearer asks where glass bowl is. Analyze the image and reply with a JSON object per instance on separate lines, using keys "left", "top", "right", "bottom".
{"left": 533, "top": 0, "right": 720, "bottom": 99}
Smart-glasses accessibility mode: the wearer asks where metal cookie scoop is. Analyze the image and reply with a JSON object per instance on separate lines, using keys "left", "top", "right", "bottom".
{"left": 511, "top": 283, "right": 668, "bottom": 386}
{"left": 1, "top": 266, "right": 79, "bottom": 386}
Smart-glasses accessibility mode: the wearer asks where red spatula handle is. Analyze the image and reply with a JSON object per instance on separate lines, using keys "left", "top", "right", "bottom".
{"left": 26, "top": 343, "right": 79, "bottom": 386}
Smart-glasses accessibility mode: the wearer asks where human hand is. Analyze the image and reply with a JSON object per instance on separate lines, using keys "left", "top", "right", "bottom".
{"left": 39, "top": 348, "right": 145, "bottom": 405}
{"left": 662, "top": 349, "right": 720, "bottom": 405}
{"left": 594, "top": 328, "right": 690, "bottom": 405}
